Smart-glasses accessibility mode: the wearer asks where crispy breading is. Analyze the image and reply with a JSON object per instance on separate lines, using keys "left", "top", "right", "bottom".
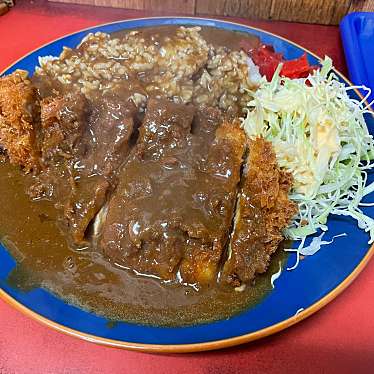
{"left": 223, "top": 137, "right": 297, "bottom": 286}
{"left": 39, "top": 93, "right": 88, "bottom": 161}
{"left": 179, "top": 120, "right": 247, "bottom": 285}
{"left": 0, "top": 70, "right": 39, "bottom": 170}
{"left": 215, "top": 120, "right": 247, "bottom": 161}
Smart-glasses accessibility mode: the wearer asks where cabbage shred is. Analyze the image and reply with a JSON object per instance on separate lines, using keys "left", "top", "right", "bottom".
{"left": 242, "top": 57, "right": 374, "bottom": 247}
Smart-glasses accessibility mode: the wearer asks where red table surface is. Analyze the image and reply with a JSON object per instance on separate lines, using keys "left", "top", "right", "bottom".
{"left": 0, "top": 1, "right": 373, "bottom": 373}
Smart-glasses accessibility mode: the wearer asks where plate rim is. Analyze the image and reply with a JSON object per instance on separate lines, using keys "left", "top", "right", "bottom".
{"left": 1, "top": 16, "right": 373, "bottom": 353}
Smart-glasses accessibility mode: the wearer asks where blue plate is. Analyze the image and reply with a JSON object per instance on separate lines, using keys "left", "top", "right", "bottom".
{"left": 1, "top": 17, "right": 374, "bottom": 353}
{"left": 340, "top": 12, "right": 374, "bottom": 104}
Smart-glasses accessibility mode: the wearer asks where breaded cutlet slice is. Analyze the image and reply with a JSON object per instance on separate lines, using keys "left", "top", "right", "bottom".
{"left": 223, "top": 137, "right": 297, "bottom": 287}
{"left": 0, "top": 70, "right": 40, "bottom": 170}
{"left": 39, "top": 92, "right": 88, "bottom": 161}
{"left": 179, "top": 120, "right": 246, "bottom": 285}
{"left": 100, "top": 98, "right": 196, "bottom": 280}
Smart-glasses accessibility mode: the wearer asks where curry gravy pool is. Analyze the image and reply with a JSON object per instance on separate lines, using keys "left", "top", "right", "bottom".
{"left": 0, "top": 158, "right": 287, "bottom": 326}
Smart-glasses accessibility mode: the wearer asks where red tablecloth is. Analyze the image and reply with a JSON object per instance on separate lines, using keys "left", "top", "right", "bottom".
{"left": 0, "top": 2, "right": 373, "bottom": 373}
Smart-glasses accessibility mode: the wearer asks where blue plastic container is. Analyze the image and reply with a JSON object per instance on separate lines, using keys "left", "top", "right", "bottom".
{"left": 340, "top": 12, "right": 374, "bottom": 104}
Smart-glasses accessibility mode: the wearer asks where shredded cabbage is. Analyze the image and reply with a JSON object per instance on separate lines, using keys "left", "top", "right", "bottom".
{"left": 242, "top": 57, "right": 374, "bottom": 250}
{"left": 270, "top": 261, "right": 282, "bottom": 288}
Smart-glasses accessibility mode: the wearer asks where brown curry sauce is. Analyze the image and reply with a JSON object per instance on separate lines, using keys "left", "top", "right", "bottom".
{"left": 0, "top": 26, "right": 289, "bottom": 326}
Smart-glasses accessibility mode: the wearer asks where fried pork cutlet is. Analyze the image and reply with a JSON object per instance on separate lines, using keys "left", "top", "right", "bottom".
{"left": 0, "top": 71, "right": 296, "bottom": 289}
{"left": 100, "top": 99, "right": 246, "bottom": 285}
{"left": 0, "top": 70, "right": 40, "bottom": 170}
{"left": 223, "top": 137, "right": 297, "bottom": 287}
{"left": 179, "top": 121, "right": 246, "bottom": 285}
{"left": 100, "top": 98, "right": 195, "bottom": 280}
{"left": 64, "top": 87, "right": 137, "bottom": 244}
{"left": 33, "top": 84, "right": 138, "bottom": 245}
